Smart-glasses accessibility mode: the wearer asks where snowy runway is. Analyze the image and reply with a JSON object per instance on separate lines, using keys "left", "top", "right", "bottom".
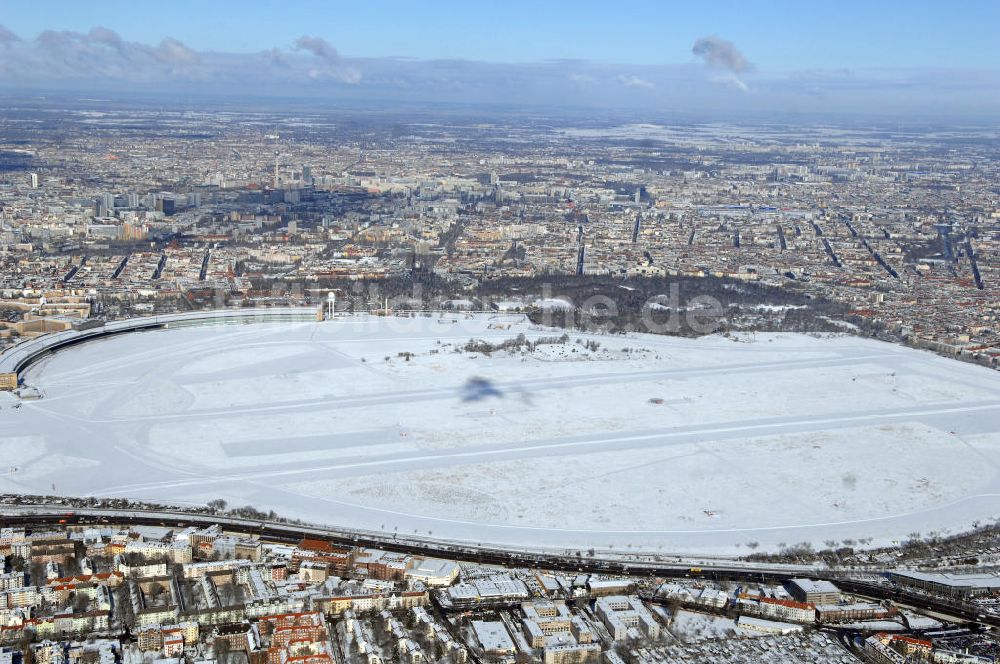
{"left": 4, "top": 314, "right": 1000, "bottom": 554}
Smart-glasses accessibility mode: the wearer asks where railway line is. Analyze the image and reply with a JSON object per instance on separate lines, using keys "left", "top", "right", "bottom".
{"left": 3, "top": 504, "right": 997, "bottom": 629}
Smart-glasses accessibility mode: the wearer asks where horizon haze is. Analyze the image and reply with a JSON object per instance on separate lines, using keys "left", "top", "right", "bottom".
{"left": 1, "top": 0, "right": 999, "bottom": 119}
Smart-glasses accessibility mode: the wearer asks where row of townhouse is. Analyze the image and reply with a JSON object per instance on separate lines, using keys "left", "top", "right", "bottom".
{"left": 137, "top": 621, "right": 200, "bottom": 656}
{"left": 0, "top": 574, "right": 24, "bottom": 592}
{"left": 735, "top": 596, "right": 816, "bottom": 624}
{"left": 864, "top": 633, "right": 992, "bottom": 664}
{"left": 0, "top": 610, "right": 111, "bottom": 642}
{"left": 314, "top": 590, "right": 428, "bottom": 616}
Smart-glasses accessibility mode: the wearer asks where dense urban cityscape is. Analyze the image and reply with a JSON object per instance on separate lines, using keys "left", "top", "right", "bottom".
{"left": 2, "top": 497, "right": 1000, "bottom": 664}
{"left": 0, "top": 101, "right": 996, "bottom": 363}
{"left": 2, "top": 2, "right": 1000, "bottom": 663}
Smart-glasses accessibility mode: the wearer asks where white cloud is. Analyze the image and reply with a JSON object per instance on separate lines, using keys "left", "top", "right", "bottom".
{"left": 617, "top": 74, "right": 654, "bottom": 89}
{"left": 0, "top": 23, "right": 997, "bottom": 118}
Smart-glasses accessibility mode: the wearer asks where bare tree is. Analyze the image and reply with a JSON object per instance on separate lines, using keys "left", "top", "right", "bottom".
{"left": 71, "top": 592, "right": 90, "bottom": 613}
{"left": 147, "top": 581, "right": 166, "bottom": 601}
{"left": 214, "top": 638, "right": 231, "bottom": 664}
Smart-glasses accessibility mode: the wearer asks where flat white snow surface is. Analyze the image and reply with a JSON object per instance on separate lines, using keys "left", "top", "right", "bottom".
{"left": 5, "top": 313, "right": 1000, "bottom": 555}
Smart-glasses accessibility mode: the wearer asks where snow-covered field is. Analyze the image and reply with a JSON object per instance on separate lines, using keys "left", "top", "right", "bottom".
{"left": 4, "top": 313, "right": 1000, "bottom": 555}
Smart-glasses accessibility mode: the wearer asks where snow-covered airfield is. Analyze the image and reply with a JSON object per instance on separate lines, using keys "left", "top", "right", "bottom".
{"left": 4, "top": 312, "right": 1000, "bottom": 555}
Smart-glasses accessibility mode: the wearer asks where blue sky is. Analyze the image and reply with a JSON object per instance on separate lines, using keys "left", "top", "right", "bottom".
{"left": 2, "top": 0, "right": 997, "bottom": 69}
{"left": 1, "top": 1, "right": 998, "bottom": 118}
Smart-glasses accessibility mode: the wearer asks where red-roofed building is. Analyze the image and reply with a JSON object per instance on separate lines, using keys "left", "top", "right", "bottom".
{"left": 291, "top": 540, "right": 353, "bottom": 575}
{"left": 888, "top": 635, "right": 932, "bottom": 657}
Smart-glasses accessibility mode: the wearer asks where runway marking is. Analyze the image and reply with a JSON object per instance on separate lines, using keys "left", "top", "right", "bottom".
{"left": 61, "top": 351, "right": 902, "bottom": 425}
{"left": 15, "top": 318, "right": 1000, "bottom": 550}
{"left": 96, "top": 399, "right": 1000, "bottom": 495}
